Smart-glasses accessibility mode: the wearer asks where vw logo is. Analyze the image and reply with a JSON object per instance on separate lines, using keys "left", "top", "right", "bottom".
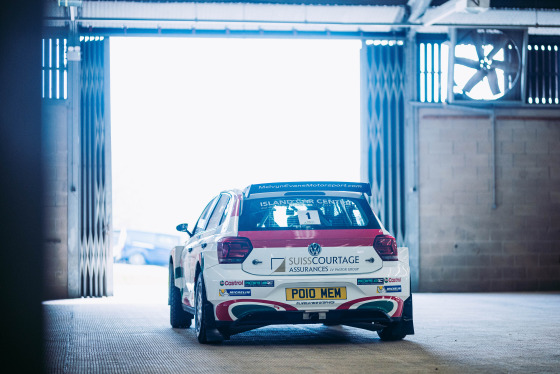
{"left": 308, "top": 243, "right": 322, "bottom": 256}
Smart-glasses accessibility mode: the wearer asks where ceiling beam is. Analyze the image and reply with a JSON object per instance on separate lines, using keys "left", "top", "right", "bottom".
{"left": 419, "top": 0, "right": 489, "bottom": 27}
{"left": 407, "top": 0, "right": 432, "bottom": 23}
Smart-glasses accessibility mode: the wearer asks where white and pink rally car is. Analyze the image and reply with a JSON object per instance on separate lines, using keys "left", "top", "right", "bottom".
{"left": 169, "top": 182, "right": 414, "bottom": 343}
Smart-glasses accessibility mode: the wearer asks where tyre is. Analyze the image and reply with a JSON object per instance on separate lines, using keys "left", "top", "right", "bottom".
{"left": 377, "top": 321, "right": 407, "bottom": 341}
{"left": 169, "top": 262, "right": 193, "bottom": 328}
{"left": 195, "top": 275, "right": 222, "bottom": 344}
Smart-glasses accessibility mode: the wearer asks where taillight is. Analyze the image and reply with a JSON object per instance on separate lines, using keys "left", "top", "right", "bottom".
{"left": 373, "top": 235, "right": 398, "bottom": 261}
{"left": 217, "top": 237, "right": 253, "bottom": 264}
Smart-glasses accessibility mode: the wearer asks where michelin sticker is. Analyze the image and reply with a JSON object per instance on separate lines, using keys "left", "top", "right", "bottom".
{"left": 219, "top": 289, "right": 251, "bottom": 297}
{"left": 384, "top": 285, "right": 401, "bottom": 292}
{"left": 377, "top": 285, "right": 401, "bottom": 293}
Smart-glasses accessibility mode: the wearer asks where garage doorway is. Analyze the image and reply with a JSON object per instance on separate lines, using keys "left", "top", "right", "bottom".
{"left": 109, "top": 37, "right": 362, "bottom": 300}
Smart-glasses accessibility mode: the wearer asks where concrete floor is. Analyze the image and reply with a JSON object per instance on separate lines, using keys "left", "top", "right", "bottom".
{"left": 43, "top": 265, "right": 560, "bottom": 373}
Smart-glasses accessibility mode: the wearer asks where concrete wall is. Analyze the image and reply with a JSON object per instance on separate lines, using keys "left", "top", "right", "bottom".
{"left": 418, "top": 107, "right": 560, "bottom": 292}
{"left": 42, "top": 101, "right": 70, "bottom": 299}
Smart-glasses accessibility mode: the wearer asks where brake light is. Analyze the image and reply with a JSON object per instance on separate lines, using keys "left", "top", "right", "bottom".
{"left": 217, "top": 237, "right": 253, "bottom": 264}
{"left": 373, "top": 235, "right": 398, "bottom": 261}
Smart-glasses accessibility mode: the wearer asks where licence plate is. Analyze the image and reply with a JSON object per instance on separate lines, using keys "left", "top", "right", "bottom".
{"left": 286, "top": 287, "right": 347, "bottom": 301}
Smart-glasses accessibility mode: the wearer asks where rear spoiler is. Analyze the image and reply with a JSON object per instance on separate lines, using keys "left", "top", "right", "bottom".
{"left": 245, "top": 181, "right": 372, "bottom": 197}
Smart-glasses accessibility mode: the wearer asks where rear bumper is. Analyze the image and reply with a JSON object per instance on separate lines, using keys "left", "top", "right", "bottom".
{"left": 205, "top": 264, "right": 412, "bottom": 316}
{"left": 215, "top": 308, "right": 392, "bottom": 338}
{"left": 213, "top": 295, "right": 414, "bottom": 338}
{"left": 220, "top": 308, "right": 392, "bottom": 326}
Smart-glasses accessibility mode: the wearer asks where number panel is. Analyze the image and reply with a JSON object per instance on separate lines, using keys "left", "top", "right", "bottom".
{"left": 285, "top": 287, "right": 347, "bottom": 301}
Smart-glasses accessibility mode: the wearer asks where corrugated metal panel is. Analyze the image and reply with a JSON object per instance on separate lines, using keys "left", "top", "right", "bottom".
{"left": 42, "top": 38, "right": 68, "bottom": 100}
{"left": 526, "top": 39, "right": 559, "bottom": 105}
{"left": 361, "top": 39, "right": 407, "bottom": 245}
{"left": 417, "top": 38, "right": 448, "bottom": 103}
{"left": 79, "top": 36, "right": 112, "bottom": 297}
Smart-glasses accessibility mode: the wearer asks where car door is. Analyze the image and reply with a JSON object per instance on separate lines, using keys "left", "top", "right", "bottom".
{"left": 182, "top": 196, "right": 218, "bottom": 306}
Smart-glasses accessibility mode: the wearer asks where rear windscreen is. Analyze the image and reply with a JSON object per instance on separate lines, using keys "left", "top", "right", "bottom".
{"left": 238, "top": 196, "right": 381, "bottom": 231}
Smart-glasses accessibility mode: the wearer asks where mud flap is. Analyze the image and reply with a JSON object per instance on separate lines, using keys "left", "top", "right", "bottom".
{"left": 402, "top": 295, "right": 415, "bottom": 335}
{"left": 204, "top": 303, "right": 225, "bottom": 342}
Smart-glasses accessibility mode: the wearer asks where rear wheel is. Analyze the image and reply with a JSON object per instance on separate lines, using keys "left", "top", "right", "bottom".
{"left": 169, "top": 263, "right": 193, "bottom": 328}
{"left": 195, "top": 275, "right": 222, "bottom": 344}
{"left": 377, "top": 321, "right": 407, "bottom": 341}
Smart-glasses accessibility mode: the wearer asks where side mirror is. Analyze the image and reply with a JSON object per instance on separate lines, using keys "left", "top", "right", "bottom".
{"left": 176, "top": 223, "right": 193, "bottom": 237}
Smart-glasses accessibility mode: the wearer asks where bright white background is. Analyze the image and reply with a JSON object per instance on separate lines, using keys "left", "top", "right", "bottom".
{"left": 110, "top": 37, "right": 361, "bottom": 236}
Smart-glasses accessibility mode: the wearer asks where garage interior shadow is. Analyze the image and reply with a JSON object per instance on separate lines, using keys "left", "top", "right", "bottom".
{"left": 0, "top": 1, "right": 45, "bottom": 373}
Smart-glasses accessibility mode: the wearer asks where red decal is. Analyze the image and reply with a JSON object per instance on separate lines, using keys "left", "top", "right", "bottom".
{"left": 336, "top": 296, "right": 403, "bottom": 317}
{"left": 215, "top": 299, "right": 298, "bottom": 321}
{"left": 238, "top": 229, "right": 383, "bottom": 248}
